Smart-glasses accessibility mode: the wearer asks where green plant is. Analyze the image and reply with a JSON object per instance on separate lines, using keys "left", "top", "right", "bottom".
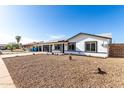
{"left": 6, "top": 43, "right": 19, "bottom": 51}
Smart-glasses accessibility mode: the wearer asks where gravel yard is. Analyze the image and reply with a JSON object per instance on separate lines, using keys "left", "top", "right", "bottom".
{"left": 3, "top": 54, "right": 124, "bottom": 88}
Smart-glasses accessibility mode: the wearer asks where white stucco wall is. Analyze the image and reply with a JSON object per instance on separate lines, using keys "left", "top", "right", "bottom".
{"left": 64, "top": 51, "right": 108, "bottom": 58}
{"left": 64, "top": 44, "right": 68, "bottom": 51}
{"left": 65, "top": 34, "right": 111, "bottom": 57}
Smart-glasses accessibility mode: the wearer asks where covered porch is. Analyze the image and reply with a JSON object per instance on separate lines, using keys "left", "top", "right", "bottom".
{"left": 32, "top": 42, "right": 68, "bottom": 53}
{"left": 43, "top": 42, "right": 68, "bottom": 53}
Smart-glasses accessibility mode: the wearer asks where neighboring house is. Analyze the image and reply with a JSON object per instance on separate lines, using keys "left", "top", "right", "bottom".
{"left": 0, "top": 44, "right": 6, "bottom": 50}
{"left": 32, "top": 32, "right": 112, "bottom": 58}
{"left": 22, "top": 41, "right": 44, "bottom": 51}
{"left": 22, "top": 42, "right": 39, "bottom": 51}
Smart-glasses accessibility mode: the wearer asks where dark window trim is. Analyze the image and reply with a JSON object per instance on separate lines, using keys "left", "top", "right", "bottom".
{"left": 54, "top": 44, "right": 61, "bottom": 50}
{"left": 43, "top": 45, "right": 49, "bottom": 52}
{"left": 85, "top": 41, "right": 97, "bottom": 53}
{"left": 68, "top": 42, "right": 76, "bottom": 51}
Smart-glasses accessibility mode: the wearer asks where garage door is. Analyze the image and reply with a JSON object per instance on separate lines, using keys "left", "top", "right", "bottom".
{"left": 109, "top": 44, "right": 124, "bottom": 57}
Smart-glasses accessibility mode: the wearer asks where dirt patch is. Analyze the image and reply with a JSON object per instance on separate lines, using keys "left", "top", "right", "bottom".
{"left": 3, "top": 54, "right": 124, "bottom": 88}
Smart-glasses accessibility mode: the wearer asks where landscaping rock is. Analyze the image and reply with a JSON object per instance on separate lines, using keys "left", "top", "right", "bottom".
{"left": 3, "top": 54, "right": 124, "bottom": 88}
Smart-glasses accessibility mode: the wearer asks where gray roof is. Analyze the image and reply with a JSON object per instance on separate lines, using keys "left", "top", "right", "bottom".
{"left": 67, "top": 32, "right": 112, "bottom": 41}
{"left": 45, "top": 32, "right": 112, "bottom": 43}
{"left": 46, "top": 38, "right": 68, "bottom": 43}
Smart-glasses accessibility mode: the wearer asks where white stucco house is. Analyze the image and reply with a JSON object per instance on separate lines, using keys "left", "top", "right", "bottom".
{"left": 30, "top": 32, "right": 112, "bottom": 58}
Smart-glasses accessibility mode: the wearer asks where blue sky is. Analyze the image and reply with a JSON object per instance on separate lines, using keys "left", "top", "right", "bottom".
{"left": 0, "top": 5, "right": 124, "bottom": 44}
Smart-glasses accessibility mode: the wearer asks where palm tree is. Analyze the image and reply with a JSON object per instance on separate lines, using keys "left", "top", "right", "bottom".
{"left": 15, "top": 36, "right": 21, "bottom": 44}
{"left": 15, "top": 36, "right": 21, "bottom": 48}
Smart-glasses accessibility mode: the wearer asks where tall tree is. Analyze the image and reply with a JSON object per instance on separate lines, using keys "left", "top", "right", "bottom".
{"left": 15, "top": 36, "right": 21, "bottom": 44}
{"left": 15, "top": 36, "right": 21, "bottom": 48}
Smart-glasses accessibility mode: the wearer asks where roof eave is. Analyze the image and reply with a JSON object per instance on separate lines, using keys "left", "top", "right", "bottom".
{"left": 67, "top": 32, "right": 112, "bottom": 41}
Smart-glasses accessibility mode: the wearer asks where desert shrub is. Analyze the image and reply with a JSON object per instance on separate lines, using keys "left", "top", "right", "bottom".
{"left": 6, "top": 43, "right": 19, "bottom": 51}
{"left": 69, "top": 54, "right": 72, "bottom": 60}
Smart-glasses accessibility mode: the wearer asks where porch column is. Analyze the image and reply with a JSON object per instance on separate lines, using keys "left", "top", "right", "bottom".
{"left": 37, "top": 46, "right": 39, "bottom": 52}
{"left": 43, "top": 45, "right": 45, "bottom": 52}
{"left": 52, "top": 44, "right": 54, "bottom": 51}
{"left": 41, "top": 45, "right": 43, "bottom": 52}
{"left": 62, "top": 44, "right": 64, "bottom": 53}
{"left": 48, "top": 45, "right": 50, "bottom": 52}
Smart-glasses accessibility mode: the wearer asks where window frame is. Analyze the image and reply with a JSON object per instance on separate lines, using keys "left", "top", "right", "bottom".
{"left": 54, "top": 44, "right": 61, "bottom": 50}
{"left": 85, "top": 41, "right": 97, "bottom": 53}
{"left": 43, "top": 45, "right": 49, "bottom": 52}
{"left": 68, "top": 42, "right": 76, "bottom": 51}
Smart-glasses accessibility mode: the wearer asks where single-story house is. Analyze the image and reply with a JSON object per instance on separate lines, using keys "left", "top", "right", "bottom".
{"left": 31, "top": 32, "right": 112, "bottom": 58}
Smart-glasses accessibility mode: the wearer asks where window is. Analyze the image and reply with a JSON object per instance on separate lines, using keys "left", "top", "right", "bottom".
{"left": 85, "top": 41, "right": 97, "bottom": 52}
{"left": 54, "top": 44, "right": 61, "bottom": 50}
{"left": 43, "top": 45, "right": 49, "bottom": 52}
{"left": 68, "top": 42, "right": 76, "bottom": 51}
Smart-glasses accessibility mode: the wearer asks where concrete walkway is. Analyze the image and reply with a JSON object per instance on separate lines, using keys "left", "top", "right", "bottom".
{"left": 0, "top": 56, "right": 15, "bottom": 88}
{"left": 0, "top": 52, "right": 46, "bottom": 88}
{"left": 1, "top": 52, "right": 46, "bottom": 58}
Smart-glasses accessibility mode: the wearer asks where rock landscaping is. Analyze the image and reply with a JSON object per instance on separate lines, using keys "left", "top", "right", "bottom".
{"left": 3, "top": 54, "right": 124, "bottom": 88}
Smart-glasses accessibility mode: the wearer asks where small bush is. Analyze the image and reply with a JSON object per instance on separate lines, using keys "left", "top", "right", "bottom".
{"left": 69, "top": 55, "right": 72, "bottom": 60}
{"left": 6, "top": 43, "right": 19, "bottom": 51}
